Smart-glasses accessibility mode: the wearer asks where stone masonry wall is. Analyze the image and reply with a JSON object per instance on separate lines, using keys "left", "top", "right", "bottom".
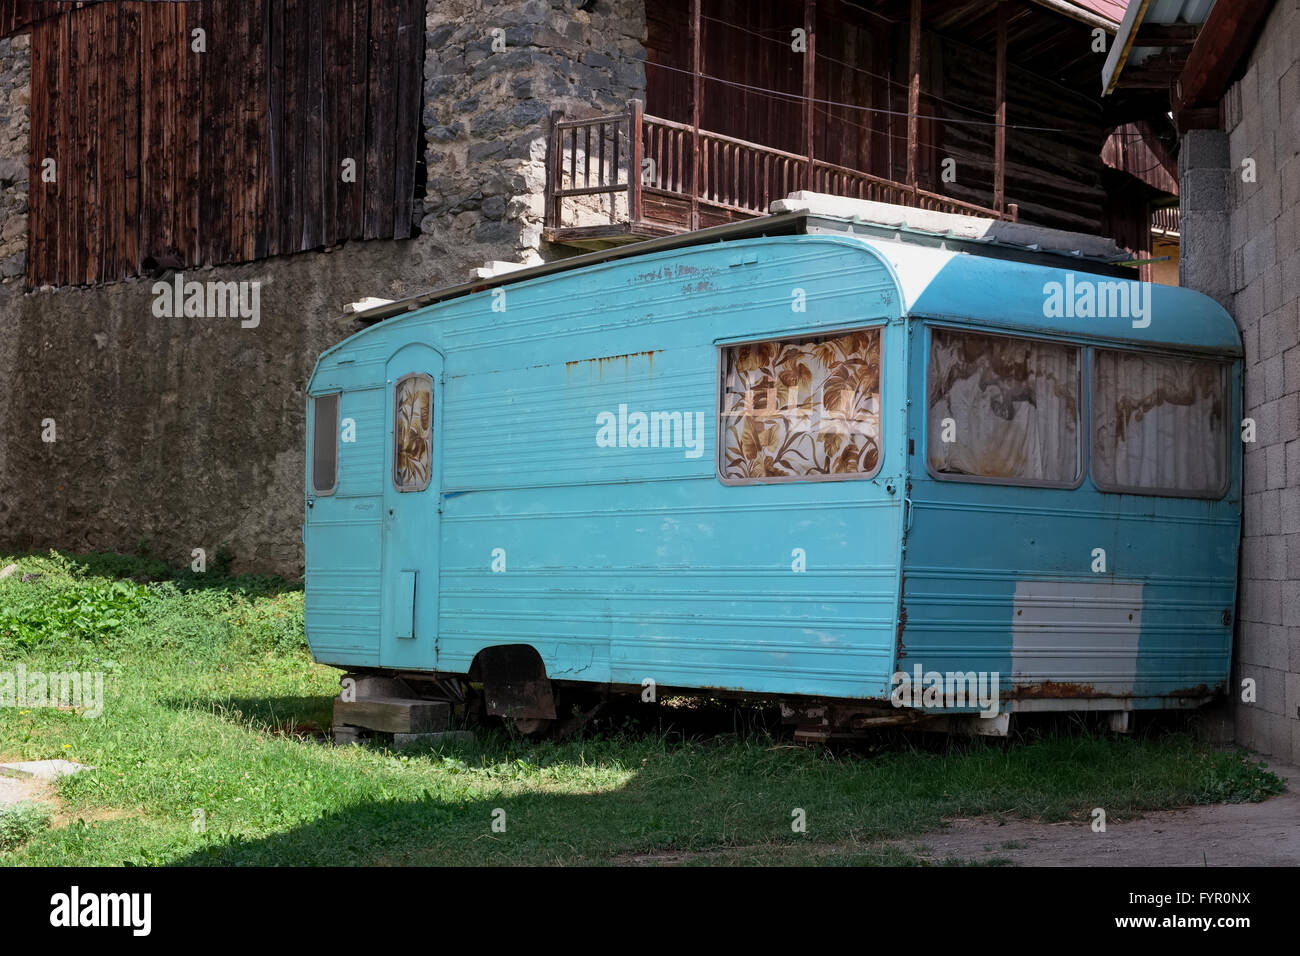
{"left": 0, "top": 32, "right": 30, "bottom": 282}
{"left": 422, "top": 0, "right": 646, "bottom": 263}
{"left": 1181, "top": 0, "right": 1300, "bottom": 763}
{"left": 0, "top": 1, "right": 647, "bottom": 576}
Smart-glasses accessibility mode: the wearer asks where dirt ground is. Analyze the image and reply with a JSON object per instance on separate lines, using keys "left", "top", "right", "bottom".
{"left": 0, "top": 773, "right": 47, "bottom": 810}
{"left": 893, "top": 758, "right": 1300, "bottom": 867}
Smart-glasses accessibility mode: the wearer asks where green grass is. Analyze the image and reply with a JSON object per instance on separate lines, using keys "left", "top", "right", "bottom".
{"left": 0, "top": 550, "right": 1287, "bottom": 866}
{"left": 0, "top": 800, "right": 52, "bottom": 852}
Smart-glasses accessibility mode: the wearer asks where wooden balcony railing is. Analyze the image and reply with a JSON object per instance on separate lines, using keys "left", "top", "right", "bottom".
{"left": 1151, "top": 205, "right": 1180, "bottom": 236}
{"left": 544, "top": 99, "right": 1016, "bottom": 247}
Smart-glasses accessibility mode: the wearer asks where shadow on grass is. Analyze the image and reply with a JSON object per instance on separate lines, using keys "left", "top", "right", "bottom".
{"left": 161, "top": 746, "right": 932, "bottom": 868}
{"left": 12, "top": 548, "right": 302, "bottom": 598}
{"left": 161, "top": 725, "right": 1031, "bottom": 867}
{"left": 166, "top": 790, "right": 958, "bottom": 866}
{"left": 160, "top": 694, "right": 336, "bottom": 738}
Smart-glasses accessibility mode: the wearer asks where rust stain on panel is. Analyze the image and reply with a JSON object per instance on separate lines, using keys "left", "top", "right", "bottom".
{"left": 565, "top": 350, "right": 661, "bottom": 380}
{"left": 1013, "top": 680, "right": 1100, "bottom": 699}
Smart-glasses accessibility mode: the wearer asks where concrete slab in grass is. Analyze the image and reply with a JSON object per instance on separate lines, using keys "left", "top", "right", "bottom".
{"left": 0, "top": 774, "right": 40, "bottom": 807}
{"left": 0, "top": 760, "right": 94, "bottom": 781}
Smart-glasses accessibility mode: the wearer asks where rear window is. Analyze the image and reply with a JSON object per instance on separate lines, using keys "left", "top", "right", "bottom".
{"left": 1092, "top": 349, "right": 1228, "bottom": 497}
{"left": 394, "top": 374, "right": 434, "bottom": 492}
{"left": 718, "top": 327, "right": 882, "bottom": 483}
{"left": 927, "top": 328, "right": 1081, "bottom": 486}
{"left": 311, "top": 393, "right": 339, "bottom": 495}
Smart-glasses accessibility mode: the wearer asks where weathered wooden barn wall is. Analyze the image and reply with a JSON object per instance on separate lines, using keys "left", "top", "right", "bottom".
{"left": 646, "top": 0, "right": 932, "bottom": 185}
{"left": 0, "top": 0, "right": 83, "bottom": 36}
{"left": 23, "top": 0, "right": 424, "bottom": 288}
{"left": 935, "top": 36, "right": 1107, "bottom": 233}
{"left": 645, "top": 0, "right": 1113, "bottom": 234}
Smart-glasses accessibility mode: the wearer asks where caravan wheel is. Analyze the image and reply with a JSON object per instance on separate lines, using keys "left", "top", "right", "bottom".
{"left": 512, "top": 716, "right": 555, "bottom": 738}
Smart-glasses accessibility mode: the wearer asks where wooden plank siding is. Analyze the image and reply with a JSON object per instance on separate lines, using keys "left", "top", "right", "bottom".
{"left": 24, "top": 0, "right": 425, "bottom": 288}
{"left": 648, "top": 0, "right": 947, "bottom": 199}
{"left": 0, "top": 0, "right": 86, "bottom": 37}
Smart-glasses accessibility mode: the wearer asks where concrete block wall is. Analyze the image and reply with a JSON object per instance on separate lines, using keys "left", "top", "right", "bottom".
{"left": 1181, "top": 0, "right": 1300, "bottom": 763}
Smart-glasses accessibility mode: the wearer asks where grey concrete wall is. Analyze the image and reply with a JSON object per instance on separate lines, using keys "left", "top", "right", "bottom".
{"left": 1181, "top": 0, "right": 1300, "bottom": 763}
{"left": 0, "top": 0, "right": 646, "bottom": 576}
{"left": 1177, "top": 130, "right": 1230, "bottom": 304}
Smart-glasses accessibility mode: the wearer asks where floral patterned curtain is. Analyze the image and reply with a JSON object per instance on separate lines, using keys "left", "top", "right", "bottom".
{"left": 927, "top": 328, "right": 1079, "bottom": 483}
{"left": 720, "top": 328, "right": 882, "bottom": 481}
{"left": 394, "top": 376, "right": 433, "bottom": 490}
{"left": 1093, "top": 350, "right": 1226, "bottom": 495}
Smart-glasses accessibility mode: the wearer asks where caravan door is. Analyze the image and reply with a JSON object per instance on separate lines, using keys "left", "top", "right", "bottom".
{"left": 380, "top": 344, "right": 443, "bottom": 669}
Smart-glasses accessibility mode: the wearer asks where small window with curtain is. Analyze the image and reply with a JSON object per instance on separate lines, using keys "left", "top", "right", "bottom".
{"left": 1092, "top": 349, "right": 1228, "bottom": 498}
{"left": 394, "top": 374, "right": 433, "bottom": 492}
{"left": 718, "top": 327, "right": 882, "bottom": 483}
{"left": 927, "top": 328, "right": 1080, "bottom": 486}
{"left": 311, "top": 393, "right": 340, "bottom": 495}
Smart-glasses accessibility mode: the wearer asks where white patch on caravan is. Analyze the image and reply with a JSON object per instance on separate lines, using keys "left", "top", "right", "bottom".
{"left": 1011, "top": 580, "right": 1143, "bottom": 696}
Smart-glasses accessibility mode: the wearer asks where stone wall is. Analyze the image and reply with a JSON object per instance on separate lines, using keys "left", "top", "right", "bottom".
{"left": 1181, "top": 0, "right": 1300, "bottom": 764}
{"left": 0, "top": 32, "right": 29, "bottom": 282}
{"left": 422, "top": 0, "right": 646, "bottom": 263}
{"left": 0, "top": 0, "right": 647, "bottom": 576}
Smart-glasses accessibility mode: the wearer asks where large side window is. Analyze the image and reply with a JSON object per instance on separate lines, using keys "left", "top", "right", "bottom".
{"left": 1092, "top": 349, "right": 1228, "bottom": 497}
{"left": 311, "top": 393, "right": 340, "bottom": 495}
{"left": 927, "top": 328, "right": 1080, "bottom": 486}
{"left": 393, "top": 374, "right": 434, "bottom": 492}
{"left": 718, "top": 327, "right": 882, "bottom": 483}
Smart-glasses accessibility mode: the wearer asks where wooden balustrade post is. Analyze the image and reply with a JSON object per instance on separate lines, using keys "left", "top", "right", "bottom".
{"left": 544, "top": 109, "right": 563, "bottom": 230}
{"left": 803, "top": 0, "right": 816, "bottom": 194}
{"left": 629, "top": 99, "right": 644, "bottom": 226}
{"left": 993, "top": 0, "right": 1007, "bottom": 216}
{"left": 906, "top": 0, "right": 920, "bottom": 198}
{"left": 690, "top": 0, "right": 701, "bottom": 230}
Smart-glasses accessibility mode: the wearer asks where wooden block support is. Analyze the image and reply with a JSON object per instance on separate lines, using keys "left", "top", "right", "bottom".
{"left": 345, "top": 675, "right": 410, "bottom": 700}
{"left": 334, "top": 698, "right": 450, "bottom": 735}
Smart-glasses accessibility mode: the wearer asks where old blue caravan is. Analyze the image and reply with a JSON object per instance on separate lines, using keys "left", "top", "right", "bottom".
{"left": 305, "top": 196, "right": 1242, "bottom": 739}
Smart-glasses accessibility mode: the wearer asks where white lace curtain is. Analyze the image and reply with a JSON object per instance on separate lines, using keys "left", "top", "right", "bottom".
{"left": 1092, "top": 349, "right": 1226, "bottom": 495}
{"left": 927, "top": 328, "right": 1079, "bottom": 483}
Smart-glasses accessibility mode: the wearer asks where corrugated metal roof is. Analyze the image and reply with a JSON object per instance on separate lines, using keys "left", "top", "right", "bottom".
{"left": 1102, "top": 0, "right": 1215, "bottom": 94}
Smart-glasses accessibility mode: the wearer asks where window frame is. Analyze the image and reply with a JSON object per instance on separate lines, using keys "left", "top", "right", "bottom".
{"left": 715, "top": 323, "right": 886, "bottom": 486}
{"left": 1088, "top": 346, "right": 1232, "bottom": 501}
{"left": 310, "top": 391, "right": 341, "bottom": 497}
{"left": 923, "top": 324, "right": 1086, "bottom": 491}
{"left": 392, "top": 372, "right": 435, "bottom": 494}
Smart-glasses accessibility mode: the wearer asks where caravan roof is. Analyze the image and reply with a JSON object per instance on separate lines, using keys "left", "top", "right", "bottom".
{"left": 343, "top": 193, "right": 1239, "bottom": 357}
